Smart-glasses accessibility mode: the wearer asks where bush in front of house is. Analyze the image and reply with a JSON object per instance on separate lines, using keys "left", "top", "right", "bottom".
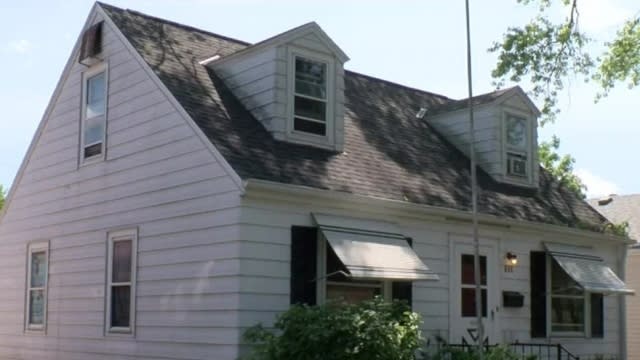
{"left": 423, "top": 344, "right": 534, "bottom": 360}
{"left": 242, "top": 296, "right": 423, "bottom": 360}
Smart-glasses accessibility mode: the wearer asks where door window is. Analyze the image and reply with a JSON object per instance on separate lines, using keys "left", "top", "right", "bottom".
{"left": 461, "top": 254, "right": 488, "bottom": 317}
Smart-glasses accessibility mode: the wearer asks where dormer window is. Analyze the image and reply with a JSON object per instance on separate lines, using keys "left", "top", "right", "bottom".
{"left": 211, "top": 22, "right": 347, "bottom": 151}
{"left": 293, "top": 56, "right": 328, "bottom": 136}
{"left": 504, "top": 114, "right": 530, "bottom": 179}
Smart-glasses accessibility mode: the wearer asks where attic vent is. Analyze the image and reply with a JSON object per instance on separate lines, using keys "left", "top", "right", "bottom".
{"left": 79, "top": 21, "right": 103, "bottom": 65}
{"left": 507, "top": 152, "right": 527, "bottom": 177}
{"left": 416, "top": 107, "right": 428, "bottom": 119}
{"left": 199, "top": 55, "right": 221, "bottom": 66}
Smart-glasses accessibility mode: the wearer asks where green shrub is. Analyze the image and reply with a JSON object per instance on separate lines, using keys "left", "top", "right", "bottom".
{"left": 422, "top": 340, "right": 536, "bottom": 360}
{"left": 243, "top": 297, "right": 422, "bottom": 360}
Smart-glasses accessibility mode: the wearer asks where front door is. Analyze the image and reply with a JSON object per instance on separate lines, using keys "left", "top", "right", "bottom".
{"left": 449, "top": 241, "right": 500, "bottom": 345}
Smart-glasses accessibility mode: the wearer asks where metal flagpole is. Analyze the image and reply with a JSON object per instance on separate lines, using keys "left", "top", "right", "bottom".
{"left": 464, "top": 0, "right": 484, "bottom": 357}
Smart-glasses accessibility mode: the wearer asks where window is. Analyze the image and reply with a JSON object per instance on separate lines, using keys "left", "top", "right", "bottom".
{"left": 549, "top": 258, "right": 585, "bottom": 333}
{"left": 293, "top": 56, "right": 328, "bottom": 136}
{"left": 531, "top": 250, "right": 609, "bottom": 338}
{"left": 289, "top": 226, "right": 417, "bottom": 307}
{"left": 504, "top": 114, "right": 529, "bottom": 178}
{"left": 460, "top": 254, "right": 488, "bottom": 317}
{"left": 106, "top": 229, "right": 137, "bottom": 334}
{"left": 26, "top": 242, "right": 49, "bottom": 331}
{"left": 81, "top": 65, "right": 108, "bottom": 163}
{"left": 323, "top": 244, "right": 387, "bottom": 304}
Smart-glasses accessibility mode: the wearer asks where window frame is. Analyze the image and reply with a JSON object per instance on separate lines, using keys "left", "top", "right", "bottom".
{"left": 105, "top": 228, "right": 137, "bottom": 336}
{"left": 25, "top": 241, "right": 49, "bottom": 332}
{"left": 315, "top": 235, "right": 392, "bottom": 304}
{"left": 546, "top": 254, "right": 592, "bottom": 338}
{"left": 80, "top": 61, "right": 109, "bottom": 166}
{"left": 286, "top": 47, "right": 336, "bottom": 148}
{"left": 502, "top": 110, "right": 533, "bottom": 183}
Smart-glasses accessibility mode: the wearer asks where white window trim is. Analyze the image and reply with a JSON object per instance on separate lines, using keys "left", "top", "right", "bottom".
{"left": 501, "top": 110, "right": 533, "bottom": 185}
{"left": 105, "top": 228, "right": 137, "bottom": 336}
{"left": 25, "top": 241, "right": 49, "bottom": 333}
{"left": 285, "top": 46, "right": 336, "bottom": 149}
{"left": 315, "top": 236, "right": 391, "bottom": 304}
{"left": 546, "top": 254, "right": 592, "bottom": 338}
{"left": 80, "top": 61, "right": 109, "bottom": 166}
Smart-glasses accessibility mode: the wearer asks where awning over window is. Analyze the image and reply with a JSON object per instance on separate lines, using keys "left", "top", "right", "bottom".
{"left": 313, "top": 213, "right": 439, "bottom": 281}
{"left": 544, "top": 242, "right": 634, "bottom": 295}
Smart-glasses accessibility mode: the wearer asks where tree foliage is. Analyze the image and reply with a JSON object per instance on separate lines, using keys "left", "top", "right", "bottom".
{"left": 491, "top": 0, "right": 640, "bottom": 201}
{"left": 243, "top": 297, "right": 422, "bottom": 360}
{"left": 538, "top": 135, "right": 586, "bottom": 198}
{"left": 0, "top": 185, "right": 5, "bottom": 210}
{"left": 596, "top": 18, "right": 640, "bottom": 98}
{"left": 491, "top": 0, "right": 640, "bottom": 124}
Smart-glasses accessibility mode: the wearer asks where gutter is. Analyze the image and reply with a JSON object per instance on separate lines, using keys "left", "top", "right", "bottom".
{"left": 244, "top": 178, "right": 633, "bottom": 244}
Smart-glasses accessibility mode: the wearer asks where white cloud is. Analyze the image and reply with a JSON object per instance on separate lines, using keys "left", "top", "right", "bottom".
{"left": 575, "top": 168, "right": 620, "bottom": 199}
{"left": 6, "top": 39, "right": 32, "bottom": 54}
{"left": 578, "top": 0, "right": 634, "bottom": 33}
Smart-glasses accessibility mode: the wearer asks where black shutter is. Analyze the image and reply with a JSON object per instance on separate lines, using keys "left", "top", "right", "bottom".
{"left": 392, "top": 237, "right": 414, "bottom": 308}
{"left": 591, "top": 293, "right": 604, "bottom": 338}
{"left": 80, "top": 22, "right": 103, "bottom": 62}
{"left": 530, "top": 251, "right": 547, "bottom": 338}
{"left": 392, "top": 282, "right": 413, "bottom": 307}
{"left": 290, "top": 226, "right": 317, "bottom": 305}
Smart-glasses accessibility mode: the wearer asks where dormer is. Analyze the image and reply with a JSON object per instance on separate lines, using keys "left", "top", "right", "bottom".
{"left": 209, "top": 23, "right": 349, "bottom": 151}
{"left": 427, "top": 86, "right": 541, "bottom": 188}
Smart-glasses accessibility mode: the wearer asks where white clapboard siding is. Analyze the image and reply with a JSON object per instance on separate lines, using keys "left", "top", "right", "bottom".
{"left": 0, "top": 8, "right": 246, "bottom": 360}
{"left": 235, "top": 195, "right": 623, "bottom": 359}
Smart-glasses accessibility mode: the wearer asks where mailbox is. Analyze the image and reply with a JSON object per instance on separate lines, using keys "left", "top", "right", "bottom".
{"left": 503, "top": 291, "right": 524, "bottom": 308}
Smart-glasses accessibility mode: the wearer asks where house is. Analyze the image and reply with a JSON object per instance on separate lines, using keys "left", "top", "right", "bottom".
{"left": 0, "top": 2, "right": 633, "bottom": 359}
{"left": 589, "top": 194, "right": 640, "bottom": 360}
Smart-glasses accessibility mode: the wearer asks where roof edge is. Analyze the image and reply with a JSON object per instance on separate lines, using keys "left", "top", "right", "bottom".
{"left": 211, "top": 21, "right": 349, "bottom": 67}
{"left": 245, "top": 178, "right": 632, "bottom": 244}
{"left": 97, "top": 2, "right": 252, "bottom": 47}
{"left": 494, "top": 86, "right": 541, "bottom": 117}
{"left": 0, "top": 3, "right": 103, "bottom": 224}
{"left": 96, "top": 2, "right": 246, "bottom": 192}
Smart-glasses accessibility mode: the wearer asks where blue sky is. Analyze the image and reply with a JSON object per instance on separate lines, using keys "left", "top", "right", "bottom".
{"left": 0, "top": 0, "right": 637, "bottom": 198}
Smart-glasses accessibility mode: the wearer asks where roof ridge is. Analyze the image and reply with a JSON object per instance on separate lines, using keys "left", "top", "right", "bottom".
{"left": 99, "top": 1, "right": 452, "bottom": 102}
{"left": 345, "top": 70, "right": 450, "bottom": 101}
{"left": 97, "top": 1, "right": 252, "bottom": 47}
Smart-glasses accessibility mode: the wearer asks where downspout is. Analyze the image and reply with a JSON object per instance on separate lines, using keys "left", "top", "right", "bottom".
{"left": 619, "top": 243, "right": 627, "bottom": 360}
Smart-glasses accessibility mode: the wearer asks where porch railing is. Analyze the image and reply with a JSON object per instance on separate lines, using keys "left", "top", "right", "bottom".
{"left": 439, "top": 342, "right": 580, "bottom": 360}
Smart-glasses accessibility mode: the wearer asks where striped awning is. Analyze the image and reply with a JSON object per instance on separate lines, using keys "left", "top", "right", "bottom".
{"left": 313, "top": 214, "right": 439, "bottom": 281}
{"left": 544, "top": 242, "right": 633, "bottom": 295}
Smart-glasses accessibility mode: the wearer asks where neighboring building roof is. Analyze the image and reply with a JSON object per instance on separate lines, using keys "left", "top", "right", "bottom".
{"left": 589, "top": 194, "right": 640, "bottom": 241}
{"left": 100, "top": 3, "right": 608, "bottom": 233}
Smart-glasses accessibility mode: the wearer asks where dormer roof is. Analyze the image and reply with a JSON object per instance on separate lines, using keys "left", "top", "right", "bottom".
{"left": 211, "top": 21, "right": 349, "bottom": 66}
{"left": 99, "top": 3, "right": 608, "bottom": 233}
{"left": 429, "top": 86, "right": 541, "bottom": 117}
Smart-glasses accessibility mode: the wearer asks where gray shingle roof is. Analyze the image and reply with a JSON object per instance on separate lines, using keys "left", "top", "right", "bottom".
{"left": 428, "top": 87, "right": 514, "bottom": 116}
{"left": 589, "top": 195, "right": 640, "bottom": 241}
{"left": 100, "top": 3, "right": 608, "bottom": 233}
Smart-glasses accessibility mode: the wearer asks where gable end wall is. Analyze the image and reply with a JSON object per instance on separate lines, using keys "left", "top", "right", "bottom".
{"left": 0, "top": 8, "right": 246, "bottom": 360}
